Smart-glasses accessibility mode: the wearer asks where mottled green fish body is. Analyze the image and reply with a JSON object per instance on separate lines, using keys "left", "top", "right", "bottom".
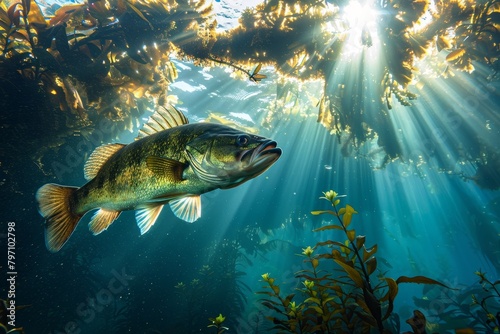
{"left": 36, "top": 106, "right": 281, "bottom": 252}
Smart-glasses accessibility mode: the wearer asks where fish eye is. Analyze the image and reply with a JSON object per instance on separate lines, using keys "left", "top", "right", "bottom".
{"left": 236, "top": 135, "right": 250, "bottom": 146}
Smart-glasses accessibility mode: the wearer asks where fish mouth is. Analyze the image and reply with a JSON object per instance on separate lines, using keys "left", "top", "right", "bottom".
{"left": 240, "top": 140, "right": 282, "bottom": 172}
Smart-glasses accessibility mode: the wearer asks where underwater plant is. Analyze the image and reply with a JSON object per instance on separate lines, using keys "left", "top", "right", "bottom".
{"left": 473, "top": 271, "right": 500, "bottom": 332}
{"left": 257, "top": 190, "right": 450, "bottom": 333}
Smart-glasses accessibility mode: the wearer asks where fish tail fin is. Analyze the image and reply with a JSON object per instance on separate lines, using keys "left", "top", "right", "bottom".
{"left": 36, "top": 183, "right": 82, "bottom": 253}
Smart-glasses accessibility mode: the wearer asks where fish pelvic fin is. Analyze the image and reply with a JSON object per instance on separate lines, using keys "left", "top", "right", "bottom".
{"left": 136, "top": 104, "right": 189, "bottom": 140}
{"left": 36, "top": 184, "right": 82, "bottom": 253}
{"left": 136, "top": 204, "right": 164, "bottom": 234}
{"left": 169, "top": 195, "right": 201, "bottom": 223}
{"left": 89, "top": 209, "right": 121, "bottom": 235}
{"left": 84, "top": 143, "right": 126, "bottom": 181}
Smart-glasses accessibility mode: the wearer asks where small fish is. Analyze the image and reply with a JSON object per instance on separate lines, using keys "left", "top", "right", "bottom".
{"left": 36, "top": 105, "right": 282, "bottom": 252}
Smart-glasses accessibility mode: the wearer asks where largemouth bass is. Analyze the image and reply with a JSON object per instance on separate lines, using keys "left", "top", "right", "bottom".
{"left": 36, "top": 105, "right": 281, "bottom": 252}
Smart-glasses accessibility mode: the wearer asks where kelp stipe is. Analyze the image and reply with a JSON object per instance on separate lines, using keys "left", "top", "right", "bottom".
{"left": 258, "top": 190, "right": 450, "bottom": 333}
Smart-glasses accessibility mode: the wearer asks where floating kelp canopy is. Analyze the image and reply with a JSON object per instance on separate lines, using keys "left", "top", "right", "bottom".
{"left": 1, "top": 0, "right": 499, "bottom": 187}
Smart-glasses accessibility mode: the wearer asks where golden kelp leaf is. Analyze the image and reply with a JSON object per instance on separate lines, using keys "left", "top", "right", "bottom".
{"left": 9, "top": 29, "right": 29, "bottom": 41}
{"left": 380, "top": 277, "right": 398, "bottom": 302}
{"left": 365, "top": 257, "right": 377, "bottom": 275}
{"left": 346, "top": 229, "right": 356, "bottom": 242}
{"left": 455, "top": 329, "right": 476, "bottom": 334}
{"left": 251, "top": 73, "right": 267, "bottom": 81}
{"left": 115, "top": 0, "right": 127, "bottom": 16}
{"left": 316, "top": 240, "right": 349, "bottom": 249}
{"left": 334, "top": 259, "right": 363, "bottom": 288}
{"left": 310, "top": 305, "right": 324, "bottom": 315}
{"left": 313, "top": 224, "right": 343, "bottom": 232}
{"left": 340, "top": 240, "right": 351, "bottom": 255}
{"left": 304, "top": 297, "right": 321, "bottom": 305}
{"left": 49, "top": 4, "right": 85, "bottom": 26}
{"left": 343, "top": 212, "right": 353, "bottom": 227}
{"left": 436, "top": 35, "right": 453, "bottom": 51}
{"left": 312, "top": 258, "right": 319, "bottom": 269}
{"left": 345, "top": 204, "right": 357, "bottom": 214}
{"left": 446, "top": 48, "right": 466, "bottom": 62}
{"left": 381, "top": 277, "right": 398, "bottom": 320}
{"left": 396, "top": 276, "right": 453, "bottom": 289}
{"left": 250, "top": 63, "right": 266, "bottom": 82}
{"left": 253, "top": 63, "right": 262, "bottom": 75}
{"left": 27, "top": 0, "right": 47, "bottom": 27}
{"left": 331, "top": 249, "right": 342, "bottom": 260}
{"left": 283, "top": 293, "right": 295, "bottom": 307}
{"left": 7, "top": 3, "right": 22, "bottom": 27}
{"left": 406, "top": 310, "right": 426, "bottom": 334}
{"left": 272, "top": 285, "right": 280, "bottom": 295}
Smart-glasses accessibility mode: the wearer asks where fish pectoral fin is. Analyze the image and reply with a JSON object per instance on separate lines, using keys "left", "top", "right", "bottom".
{"left": 84, "top": 143, "right": 126, "bottom": 181}
{"left": 169, "top": 195, "right": 201, "bottom": 223}
{"left": 89, "top": 209, "right": 121, "bottom": 235}
{"left": 135, "top": 204, "right": 164, "bottom": 235}
{"left": 146, "top": 156, "right": 186, "bottom": 181}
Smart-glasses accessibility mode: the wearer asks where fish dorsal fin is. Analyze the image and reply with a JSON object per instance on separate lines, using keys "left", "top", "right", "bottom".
{"left": 136, "top": 105, "right": 189, "bottom": 140}
{"left": 146, "top": 156, "right": 187, "bottom": 181}
{"left": 88, "top": 209, "right": 121, "bottom": 235}
{"left": 84, "top": 143, "right": 125, "bottom": 181}
{"left": 169, "top": 195, "right": 201, "bottom": 223}
{"left": 135, "top": 204, "right": 164, "bottom": 235}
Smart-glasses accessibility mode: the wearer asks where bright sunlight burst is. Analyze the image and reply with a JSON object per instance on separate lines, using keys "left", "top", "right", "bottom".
{"left": 341, "top": 0, "right": 378, "bottom": 30}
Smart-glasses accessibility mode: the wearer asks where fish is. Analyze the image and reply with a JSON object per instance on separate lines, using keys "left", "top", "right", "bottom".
{"left": 36, "top": 105, "right": 282, "bottom": 252}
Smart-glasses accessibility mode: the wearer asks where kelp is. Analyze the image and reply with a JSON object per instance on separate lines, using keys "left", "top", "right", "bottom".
{"left": 0, "top": 298, "right": 28, "bottom": 334}
{"left": 412, "top": 271, "right": 500, "bottom": 333}
{"left": 257, "top": 190, "right": 453, "bottom": 333}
